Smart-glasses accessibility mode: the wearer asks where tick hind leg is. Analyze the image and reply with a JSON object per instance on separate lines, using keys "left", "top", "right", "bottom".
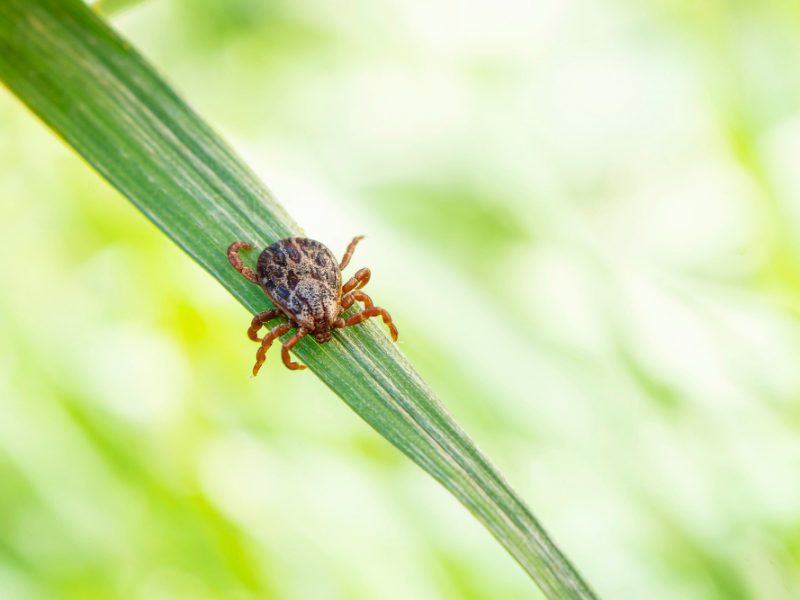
{"left": 281, "top": 329, "right": 308, "bottom": 371}
{"left": 339, "top": 235, "right": 364, "bottom": 270}
{"left": 228, "top": 241, "right": 259, "bottom": 284}
{"left": 253, "top": 322, "right": 293, "bottom": 376}
{"left": 247, "top": 308, "right": 284, "bottom": 341}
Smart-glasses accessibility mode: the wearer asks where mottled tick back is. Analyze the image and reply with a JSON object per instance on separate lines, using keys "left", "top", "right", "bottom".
{"left": 258, "top": 238, "right": 341, "bottom": 340}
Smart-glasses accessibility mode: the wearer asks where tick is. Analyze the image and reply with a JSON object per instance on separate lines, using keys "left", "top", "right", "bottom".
{"left": 228, "top": 236, "right": 398, "bottom": 375}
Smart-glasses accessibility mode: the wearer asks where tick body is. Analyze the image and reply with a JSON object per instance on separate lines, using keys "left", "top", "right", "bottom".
{"left": 227, "top": 236, "right": 398, "bottom": 375}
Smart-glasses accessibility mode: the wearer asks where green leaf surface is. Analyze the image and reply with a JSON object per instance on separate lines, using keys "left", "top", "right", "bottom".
{"left": 0, "top": 1, "right": 597, "bottom": 597}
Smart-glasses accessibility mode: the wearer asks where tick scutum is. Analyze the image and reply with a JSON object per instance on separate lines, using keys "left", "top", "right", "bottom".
{"left": 257, "top": 237, "right": 341, "bottom": 334}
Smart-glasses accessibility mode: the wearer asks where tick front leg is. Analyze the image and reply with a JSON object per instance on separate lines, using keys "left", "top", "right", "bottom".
{"left": 339, "top": 235, "right": 364, "bottom": 270}
{"left": 281, "top": 329, "right": 308, "bottom": 371}
{"left": 341, "top": 268, "right": 371, "bottom": 294}
{"left": 253, "top": 322, "right": 293, "bottom": 376}
{"left": 336, "top": 306, "right": 398, "bottom": 341}
{"left": 247, "top": 308, "right": 284, "bottom": 341}
{"left": 227, "top": 241, "right": 259, "bottom": 284}
{"left": 340, "top": 290, "right": 374, "bottom": 312}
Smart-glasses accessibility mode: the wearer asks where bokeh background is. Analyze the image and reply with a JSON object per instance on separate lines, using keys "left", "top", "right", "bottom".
{"left": 2, "top": 0, "right": 800, "bottom": 598}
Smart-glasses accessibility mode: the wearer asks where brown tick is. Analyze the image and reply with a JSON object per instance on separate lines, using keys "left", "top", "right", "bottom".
{"left": 228, "top": 236, "right": 398, "bottom": 375}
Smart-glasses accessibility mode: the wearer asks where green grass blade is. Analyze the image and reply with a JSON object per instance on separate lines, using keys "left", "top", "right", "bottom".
{"left": 0, "top": 1, "right": 597, "bottom": 597}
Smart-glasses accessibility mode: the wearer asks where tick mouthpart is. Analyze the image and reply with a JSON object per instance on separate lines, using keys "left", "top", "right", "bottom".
{"left": 314, "top": 331, "right": 332, "bottom": 343}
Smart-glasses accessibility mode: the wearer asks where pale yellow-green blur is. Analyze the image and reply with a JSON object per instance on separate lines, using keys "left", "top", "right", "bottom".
{"left": 2, "top": 0, "right": 800, "bottom": 598}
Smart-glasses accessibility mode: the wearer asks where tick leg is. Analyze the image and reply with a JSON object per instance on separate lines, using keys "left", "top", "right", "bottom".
{"left": 341, "top": 267, "right": 371, "bottom": 294}
{"left": 247, "top": 308, "right": 284, "bottom": 341}
{"left": 339, "top": 235, "right": 364, "bottom": 270}
{"left": 336, "top": 306, "right": 398, "bottom": 341}
{"left": 281, "top": 329, "right": 309, "bottom": 371}
{"left": 253, "top": 322, "right": 293, "bottom": 376}
{"left": 228, "top": 241, "right": 259, "bottom": 284}
{"left": 340, "top": 290, "right": 374, "bottom": 312}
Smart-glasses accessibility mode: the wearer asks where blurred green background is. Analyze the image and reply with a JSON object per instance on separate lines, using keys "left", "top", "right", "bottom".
{"left": 2, "top": 0, "right": 800, "bottom": 598}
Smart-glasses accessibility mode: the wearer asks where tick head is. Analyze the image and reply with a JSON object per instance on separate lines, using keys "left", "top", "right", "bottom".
{"left": 314, "top": 330, "right": 332, "bottom": 343}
